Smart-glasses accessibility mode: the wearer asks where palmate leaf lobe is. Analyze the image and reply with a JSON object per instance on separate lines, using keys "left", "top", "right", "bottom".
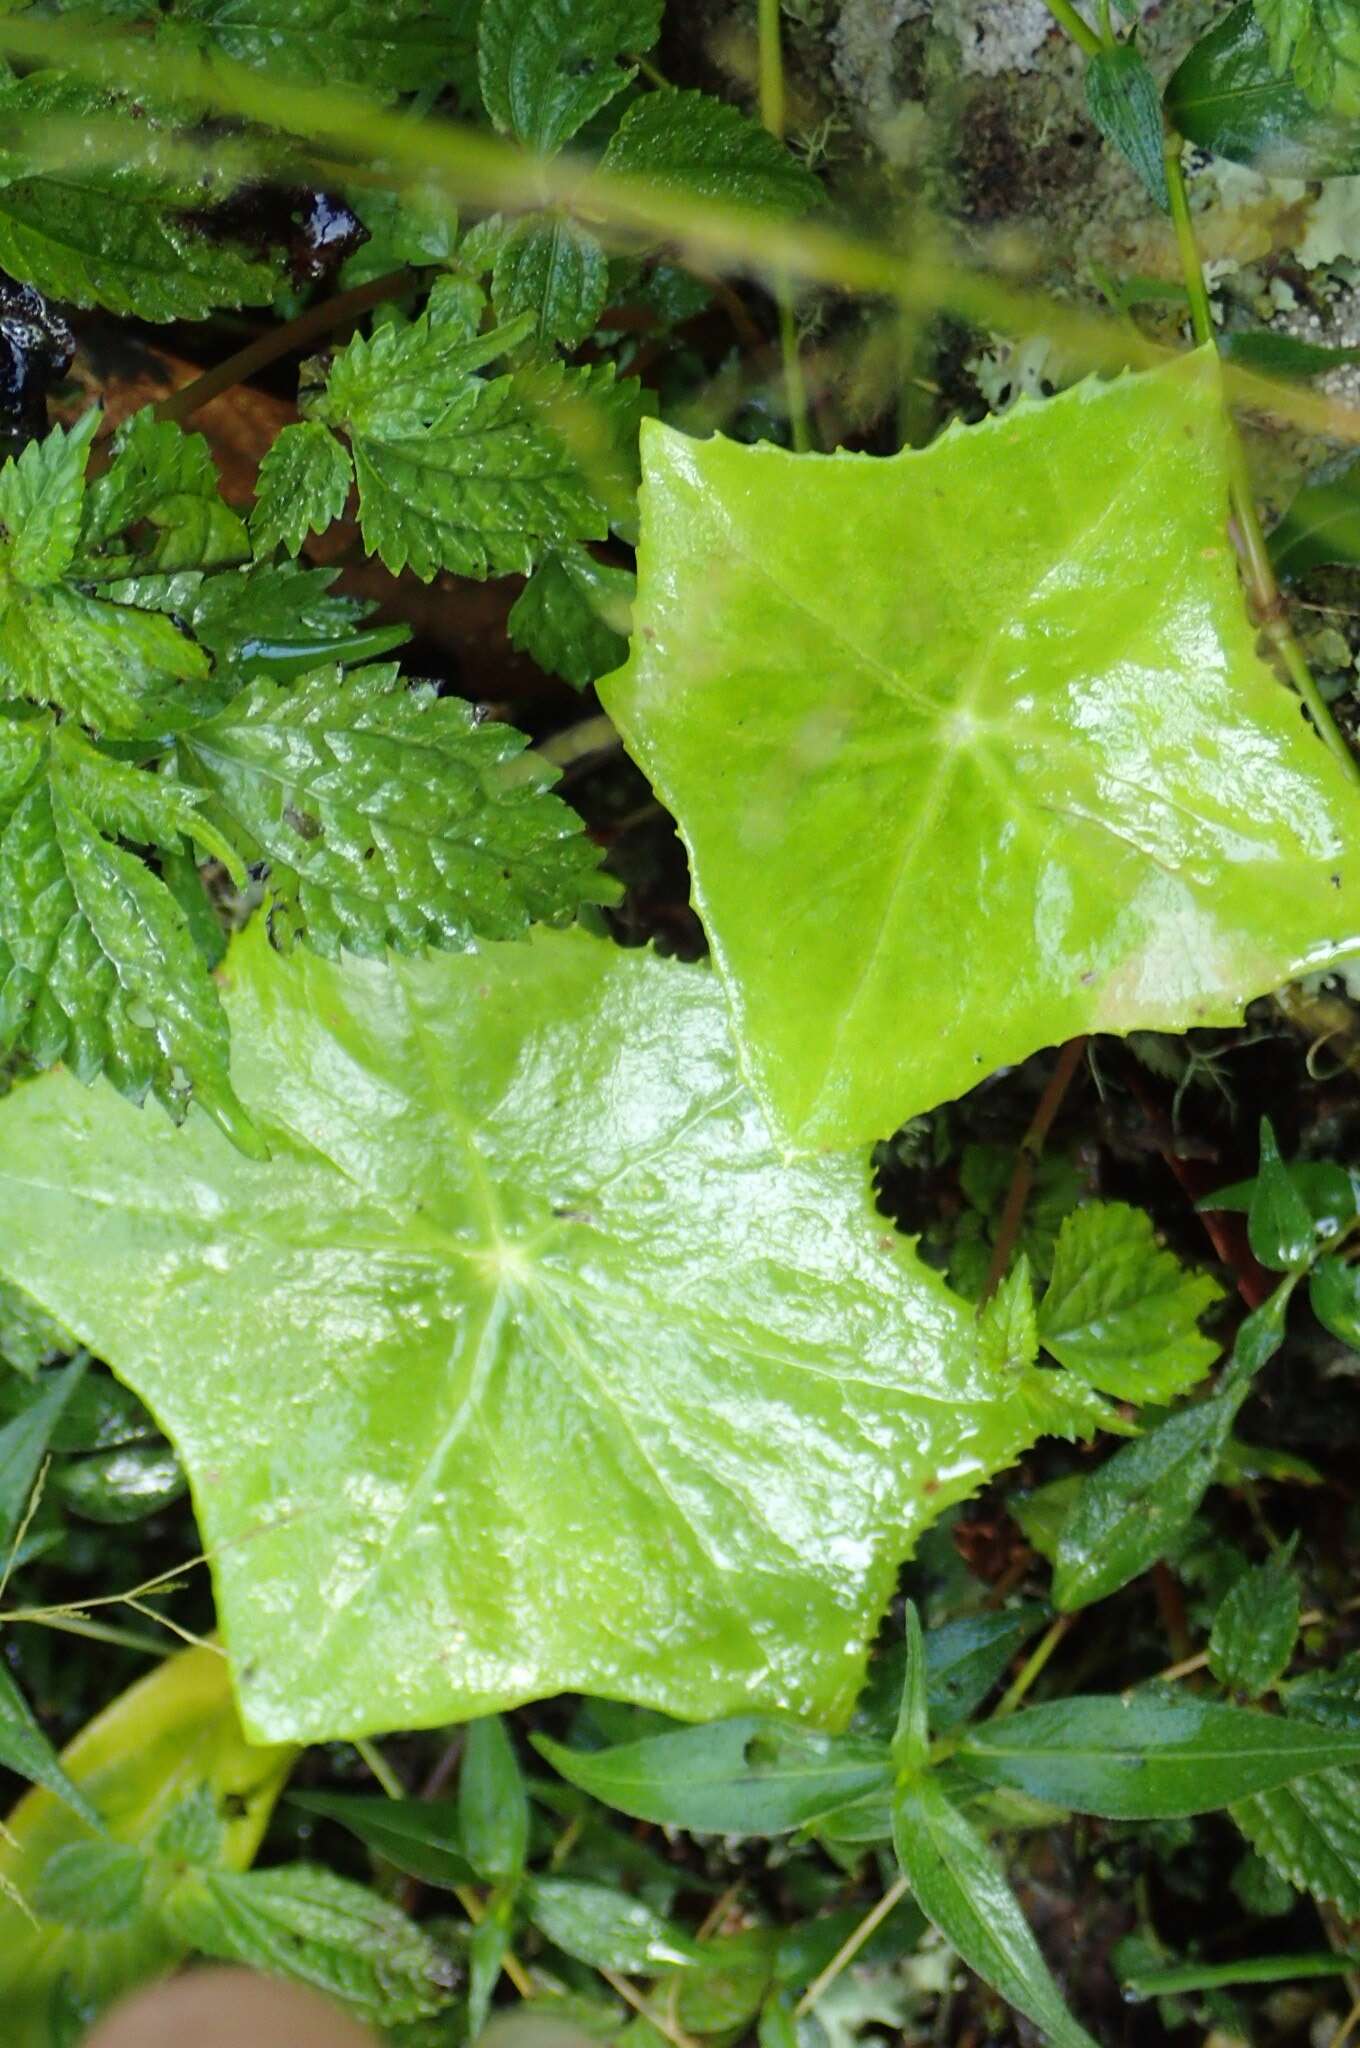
{"left": 0, "top": 924, "right": 1110, "bottom": 1744}
{"left": 601, "top": 350, "right": 1360, "bottom": 1151}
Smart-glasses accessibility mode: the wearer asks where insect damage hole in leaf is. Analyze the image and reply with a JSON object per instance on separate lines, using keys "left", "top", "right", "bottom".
{"left": 601, "top": 347, "right": 1360, "bottom": 1153}
{"left": 0, "top": 922, "right": 1111, "bottom": 1745}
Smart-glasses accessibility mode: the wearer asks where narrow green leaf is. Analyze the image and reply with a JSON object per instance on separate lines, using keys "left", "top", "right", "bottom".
{"left": 461, "top": 1716, "right": 529, "bottom": 1884}
{"left": 892, "top": 1601, "right": 929, "bottom": 1778}
{"left": 1037, "top": 1202, "right": 1224, "bottom": 1403}
{"left": 525, "top": 1876, "right": 703, "bottom": 1973}
{"left": 1122, "top": 1951, "right": 1360, "bottom": 1999}
{"left": 250, "top": 422, "right": 354, "bottom": 559}
{"left": 601, "top": 90, "right": 825, "bottom": 214}
{"left": 1271, "top": 466, "right": 1360, "bottom": 578}
{"left": 1084, "top": 44, "right": 1169, "bottom": 209}
{"left": 1249, "top": 1120, "right": 1317, "bottom": 1270}
{"left": 468, "top": 1897, "right": 514, "bottom": 2037}
{"left": 956, "top": 1694, "right": 1360, "bottom": 1818}
{"left": 535, "top": 1718, "right": 892, "bottom": 1836}
{"left": 0, "top": 1662, "right": 102, "bottom": 1830}
{"left": 923, "top": 1610, "right": 1047, "bottom": 1733}
{"left": 890, "top": 1774, "right": 1096, "bottom": 2048}
{"left": 1208, "top": 1545, "right": 1301, "bottom": 1696}
{"left": 0, "top": 1352, "right": 88, "bottom": 1550}
{"left": 286, "top": 1792, "right": 472, "bottom": 1889}
{"left": 1222, "top": 330, "right": 1360, "bottom": 378}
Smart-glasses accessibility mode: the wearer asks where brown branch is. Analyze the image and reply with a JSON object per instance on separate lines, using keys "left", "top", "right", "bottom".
{"left": 980, "top": 1036, "right": 1089, "bottom": 1306}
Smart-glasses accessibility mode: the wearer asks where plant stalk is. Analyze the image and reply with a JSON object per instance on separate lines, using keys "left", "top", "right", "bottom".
{"left": 1163, "top": 135, "right": 1360, "bottom": 788}
{"left": 757, "top": 0, "right": 812, "bottom": 452}
{"left": 980, "top": 1036, "right": 1089, "bottom": 1306}
{"left": 1040, "top": 0, "right": 1102, "bottom": 58}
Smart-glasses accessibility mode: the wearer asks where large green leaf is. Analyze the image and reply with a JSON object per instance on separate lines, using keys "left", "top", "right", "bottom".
{"left": 600, "top": 350, "right": 1360, "bottom": 1152}
{"left": 0, "top": 924, "right": 1106, "bottom": 1744}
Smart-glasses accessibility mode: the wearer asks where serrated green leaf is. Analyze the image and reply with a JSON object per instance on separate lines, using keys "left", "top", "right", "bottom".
{"left": 1166, "top": 0, "right": 1360, "bottom": 176}
{"left": 0, "top": 761, "right": 260, "bottom": 1152}
{"left": 163, "top": 0, "right": 481, "bottom": 97}
{"left": 525, "top": 1877, "right": 703, "bottom": 1973}
{"left": 0, "top": 1662, "right": 102, "bottom": 1831}
{"left": 1208, "top": 1545, "right": 1301, "bottom": 1696}
{"left": 286, "top": 1791, "right": 473, "bottom": 1889}
{"left": 78, "top": 410, "right": 247, "bottom": 576}
{"left": 161, "top": 1861, "right": 455, "bottom": 2024}
{"left": 478, "top": 0, "right": 662, "bottom": 153}
{"left": 1037, "top": 1202, "right": 1224, "bottom": 1403}
{"left": 536, "top": 1717, "right": 891, "bottom": 1837}
{"left": 600, "top": 350, "right": 1360, "bottom": 1152}
{"left": 1254, "top": 0, "right": 1360, "bottom": 109}
{"left": 175, "top": 664, "right": 614, "bottom": 955}
{"left": 0, "top": 68, "right": 278, "bottom": 317}
{"left": 890, "top": 1774, "right": 1096, "bottom": 2048}
{"left": 492, "top": 214, "right": 609, "bottom": 350}
{"left": 312, "top": 306, "right": 637, "bottom": 580}
{"left": 601, "top": 90, "right": 825, "bottom": 214}
{"left": 0, "top": 408, "right": 98, "bottom": 587}
{"left": 0, "top": 1648, "right": 295, "bottom": 2044}
{"left": 250, "top": 422, "right": 354, "bottom": 559}
{"left": 32, "top": 1840, "right": 147, "bottom": 1929}
{"left": 0, "top": 923, "right": 1105, "bottom": 1743}
{"left": 1084, "top": 44, "right": 1169, "bottom": 209}
{"left": 956, "top": 1693, "right": 1360, "bottom": 1817}
{"left": 978, "top": 1257, "right": 1039, "bottom": 1375}
{"left": 508, "top": 547, "right": 634, "bottom": 691}
{"left": 0, "top": 580, "right": 217, "bottom": 736}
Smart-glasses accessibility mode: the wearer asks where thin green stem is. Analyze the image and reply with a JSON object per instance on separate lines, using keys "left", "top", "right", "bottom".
{"left": 1164, "top": 138, "right": 1360, "bottom": 789}
{"left": 1039, "top": 0, "right": 1102, "bottom": 59}
{"left": 990, "top": 1614, "right": 1073, "bottom": 1719}
{"left": 355, "top": 1735, "right": 407, "bottom": 1800}
{"left": 757, "top": 0, "right": 811, "bottom": 452}
{"left": 793, "top": 1873, "right": 911, "bottom": 2017}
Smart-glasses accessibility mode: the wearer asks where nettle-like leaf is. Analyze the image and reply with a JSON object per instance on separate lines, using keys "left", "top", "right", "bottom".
{"left": 174, "top": 663, "right": 618, "bottom": 955}
{"left": 0, "top": 67, "right": 277, "bottom": 318}
{"left": 600, "top": 90, "right": 827, "bottom": 214}
{"left": 491, "top": 215, "right": 610, "bottom": 351}
{"left": 1037, "top": 1201, "right": 1225, "bottom": 1403}
{"left": 157, "top": 0, "right": 482, "bottom": 98}
{"left": 478, "top": 0, "right": 663, "bottom": 154}
{"left": 1233, "top": 1657, "right": 1360, "bottom": 1914}
{"left": 306, "top": 291, "right": 642, "bottom": 580}
{"left": 0, "top": 1648, "right": 294, "bottom": 2045}
{"left": 601, "top": 350, "right": 1360, "bottom": 1151}
{"left": 0, "top": 923, "right": 1110, "bottom": 1744}
{"left": 249, "top": 421, "right": 354, "bottom": 560}
{"left": 509, "top": 546, "right": 634, "bottom": 690}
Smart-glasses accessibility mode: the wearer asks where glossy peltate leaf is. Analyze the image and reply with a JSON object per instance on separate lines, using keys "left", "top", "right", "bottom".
{"left": 1165, "top": 1, "right": 1360, "bottom": 176}
{"left": 0, "top": 67, "right": 277, "bottom": 317}
{"left": 174, "top": 664, "right": 615, "bottom": 956}
{"left": 478, "top": 0, "right": 662, "bottom": 154}
{"left": 509, "top": 547, "right": 634, "bottom": 690}
{"left": 1208, "top": 1545, "right": 1301, "bottom": 1696}
{"left": 0, "top": 1648, "right": 294, "bottom": 2046}
{"left": 1037, "top": 1202, "right": 1224, "bottom": 1403}
{"left": 890, "top": 1774, "right": 1096, "bottom": 2048}
{"left": 536, "top": 1717, "right": 893, "bottom": 1836}
{"left": 601, "top": 350, "right": 1360, "bottom": 1152}
{"left": 600, "top": 91, "right": 825, "bottom": 215}
{"left": 955, "top": 1693, "right": 1360, "bottom": 1817}
{"left": 250, "top": 422, "right": 354, "bottom": 559}
{"left": 0, "top": 924, "right": 1108, "bottom": 1743}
